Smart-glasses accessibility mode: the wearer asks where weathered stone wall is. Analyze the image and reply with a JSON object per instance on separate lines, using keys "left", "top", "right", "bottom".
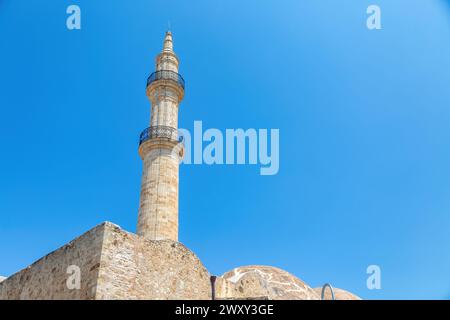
{"left": 0, "top": 222, "right": 211, "bottom": 300}
{"left": 0, "top": 223, "right": 105, "bottom": 300}
{"left": 95, "top": 223, "right": 211, "bottom": 299}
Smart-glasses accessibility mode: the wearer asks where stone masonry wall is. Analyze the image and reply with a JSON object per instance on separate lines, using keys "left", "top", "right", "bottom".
{"left": 0, "top": 223, "right": 106, "bottom": 300}
{"left": 0, "top": 222, "right": 211, "bottom": 300}
{"left": 95, "top": 223, "right": 211, "bottom": 299}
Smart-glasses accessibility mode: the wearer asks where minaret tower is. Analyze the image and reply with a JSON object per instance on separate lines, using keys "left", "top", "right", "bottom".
{"left": 137, "top": 31, "right": 185, "bottom": 241}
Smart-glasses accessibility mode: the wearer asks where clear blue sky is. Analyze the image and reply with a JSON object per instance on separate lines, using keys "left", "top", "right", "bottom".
{"left": 1, "top": 0, "right": 450, "bottom": 300}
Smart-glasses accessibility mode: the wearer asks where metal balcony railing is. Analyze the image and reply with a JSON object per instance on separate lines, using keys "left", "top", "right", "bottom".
{"left": 139, "top": 125, "right": 182, "bottom": 145}
{"left": 146, "top": 70, "right": 185, "bottom": 90}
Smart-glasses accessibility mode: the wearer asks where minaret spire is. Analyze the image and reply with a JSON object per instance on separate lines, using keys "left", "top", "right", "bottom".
{"left": 136, "top": 32, "right": 185, "bottom": 241}
{"left": 163, "top": 30, "right": 174, "bottom": 53}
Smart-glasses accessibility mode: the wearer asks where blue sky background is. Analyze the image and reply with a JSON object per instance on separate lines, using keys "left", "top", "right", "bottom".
{"left": 1, "top": 0, "right": 450, "bottom": 299}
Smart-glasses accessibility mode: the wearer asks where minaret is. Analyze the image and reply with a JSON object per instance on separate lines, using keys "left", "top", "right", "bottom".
{"left": 137, "top": 31, "right": 185, "bottom": 241}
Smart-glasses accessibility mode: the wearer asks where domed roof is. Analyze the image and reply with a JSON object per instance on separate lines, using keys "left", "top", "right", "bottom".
{"left": 313, "top": 287, "right": 361, "bottom": 300}
{"left": 218, "top": 265, "right": 320, "bottom": 300}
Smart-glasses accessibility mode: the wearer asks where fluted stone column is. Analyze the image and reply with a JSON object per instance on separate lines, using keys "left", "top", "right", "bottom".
{"left": 137, "top": 31, "right": 184, "bottom": 241}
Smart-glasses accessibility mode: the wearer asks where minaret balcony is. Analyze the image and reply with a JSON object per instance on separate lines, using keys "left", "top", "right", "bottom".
{"left": 147, "top": 70, "right": 185, "bottom": 90}
{"left": 139, "top": 125, "right": 182, "bottom": 145}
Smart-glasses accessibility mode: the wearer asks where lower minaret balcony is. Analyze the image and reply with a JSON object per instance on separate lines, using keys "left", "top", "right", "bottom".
{"left": 139, "top": 125, "right": 181, "bottom": 145}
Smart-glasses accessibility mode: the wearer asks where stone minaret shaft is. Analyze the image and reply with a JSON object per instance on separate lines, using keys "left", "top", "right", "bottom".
{"left": 137, "top": 31, "right": 185, "bottom": 241}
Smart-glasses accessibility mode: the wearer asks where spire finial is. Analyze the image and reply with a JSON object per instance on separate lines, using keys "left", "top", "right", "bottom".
{"left": 163, "top": 29, "right": 173, "bottom": 52}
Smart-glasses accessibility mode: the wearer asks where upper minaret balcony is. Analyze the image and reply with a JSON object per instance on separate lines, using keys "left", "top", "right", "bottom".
{"left": 146, "top": 31, "right": 185, "bottom": 101}
{"left": 146, "top": 70, "right": 185, "bottom": 90}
